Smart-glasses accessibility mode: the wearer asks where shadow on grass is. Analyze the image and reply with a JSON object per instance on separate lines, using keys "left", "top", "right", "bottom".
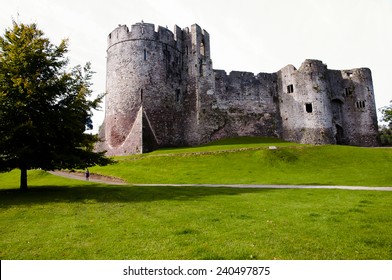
{"left": 0, "top": 184, "right": 275, "bottom": 208}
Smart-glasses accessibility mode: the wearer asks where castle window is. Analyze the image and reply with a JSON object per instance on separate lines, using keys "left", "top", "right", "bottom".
{"left": 356, "top": 100, "right": 366, "bottom": 109}
{"left": 200, "top": 40, "right": 205, "bottom": 56}
{"left": 199, "top": 59, "right": 203, "bottom": 76}
{"left": 287, "top": 84, "right": 294, "bottom": 93}
{"left": 140, "top": 89, "right": 143, "bottom": 101}
{"left": 175, "top": 89, "right": 181, "bottom": 102}
{"left": 144, "top": 49, "right": 147, "bottom": 60}
{"left": 305, "top": 103, "right": 313, "bottom": 113}
{"left": 345, "top": 87, "right": 353, "bottom": 96}
{"left": 346, "top": 71, "right": 353, "bottom": 78}
{"left": 186, "top": 46, "right": 189, "bottom": 55}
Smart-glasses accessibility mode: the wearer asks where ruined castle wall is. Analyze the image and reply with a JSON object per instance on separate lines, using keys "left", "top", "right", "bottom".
{"left": 212, "top": 70, "right": 281, "bottom": 140}
{"left": 328, "top": 68, "right": 378, "bottom": 146}
{"left": 181, "top": 24, "right": 217, "bottom": 145}
{"left": 278, "top": 60, "right": 335, "bottom": 144}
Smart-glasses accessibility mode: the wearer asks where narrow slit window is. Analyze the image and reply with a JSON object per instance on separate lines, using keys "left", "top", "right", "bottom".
{"left": 287, "top": 84, "right": 294, "bottom": 93}
{"left": 175, "top": 89, "right": 181, "bottom": 103}
{"left": 305, "top": 103, "right": 313, "bottom": 113}
{"left": 140, "top": 89, "right": 143, "bottom": 101}
{"left": 345, "top": 87, "right": 353, "bottom": 96}
{"left": 356, "top": 100, "right": 366, "bottom": 109}
{"left": 199, "top": 59, "right": 203, "bottom": 76}
{"left": 143, "top": 49, "right": 147, "bottom": 60}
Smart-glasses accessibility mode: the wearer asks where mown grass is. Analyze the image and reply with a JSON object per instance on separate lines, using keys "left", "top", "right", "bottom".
{"left": 0, "top": 170, "right": 391, "bottom": 260}
{"left": 90, "top": 137, "right": 392, "bottom": 186}
{"left": 1, "top": 138, "right": 391, "bottom": 260}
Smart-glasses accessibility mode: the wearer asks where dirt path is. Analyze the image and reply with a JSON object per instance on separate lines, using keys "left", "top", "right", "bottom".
{"left": 49, "top": 170, "right": 127, "bottom": 185}
{"left": 49, "top": 170, "right": 392, "bottom": 191}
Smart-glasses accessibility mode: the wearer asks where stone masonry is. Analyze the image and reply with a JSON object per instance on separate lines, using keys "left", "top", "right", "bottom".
{"left": 96, "top": 22, "right": 379, "bottom": 156}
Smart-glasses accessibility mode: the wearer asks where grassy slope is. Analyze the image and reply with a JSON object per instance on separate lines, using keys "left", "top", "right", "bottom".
{"left": 90, "top": 137, "right": 392, "bottom": 186}
{"left": 0, "top": 171, "right": 391, "bottom": 259}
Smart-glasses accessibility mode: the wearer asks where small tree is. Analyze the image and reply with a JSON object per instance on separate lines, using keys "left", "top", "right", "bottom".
{"left": 0, "top": 21, "right": 112, "bottom": 190}
{"left": 379, "top": 101, "right": 392, "bottom": 146}
{"left": 380, "top": 101, "right": 392, "bottom": 125}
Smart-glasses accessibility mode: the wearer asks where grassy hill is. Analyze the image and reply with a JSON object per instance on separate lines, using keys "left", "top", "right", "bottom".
{"left": 89, "top": 137, "right": 392, "bottom": 186}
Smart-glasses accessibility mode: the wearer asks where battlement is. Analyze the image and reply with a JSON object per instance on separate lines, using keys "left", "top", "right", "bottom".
{"left": 107, "top": 22, "right": 181, "bottom": 50}
{"left": 214, "top": 70, "right": 257, "bottom": 79}
{"left": 339, "top": 67, "right": 372, "bottom": 81}
{"left": 298, "top": 59, "right": 328, "bottom": 73}
{"left": 107, "top": 22, "right": 213, "bottom": 55}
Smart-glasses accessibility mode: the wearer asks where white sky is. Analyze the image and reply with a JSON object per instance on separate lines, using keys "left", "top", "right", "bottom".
{"left": 1, "top": 0, "right": 392, "bottom": 133}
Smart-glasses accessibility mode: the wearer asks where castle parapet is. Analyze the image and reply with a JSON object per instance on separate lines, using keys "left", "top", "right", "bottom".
{"left": 107, "top": 22, "right": 180, "bottom": 50}
{"left": 298, "top": 59, "right": 327, "bottom": 73}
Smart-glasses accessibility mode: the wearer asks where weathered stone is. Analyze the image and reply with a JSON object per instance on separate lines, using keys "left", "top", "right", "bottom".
{"left": 96, "top": 23, "right": 379, "bottom": 156}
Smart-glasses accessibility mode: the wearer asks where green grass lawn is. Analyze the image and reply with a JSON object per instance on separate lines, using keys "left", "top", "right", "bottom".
{"left": 1, "top": 138, "right": 391, "bottom": 260}
{"left": 1, "top": 170, "right": 392, "bottom": 260}
{"left": 90, "top": 137, "right": 392, "bottom": 186}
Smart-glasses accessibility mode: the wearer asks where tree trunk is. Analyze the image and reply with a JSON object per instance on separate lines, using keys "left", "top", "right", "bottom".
{"left": 20, "top": 167, "right": 28, "bottom": 191}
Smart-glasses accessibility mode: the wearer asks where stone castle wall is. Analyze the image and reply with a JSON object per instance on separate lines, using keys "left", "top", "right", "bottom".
{"left": 97, "top": 22, "right": 379, "bottom": 156}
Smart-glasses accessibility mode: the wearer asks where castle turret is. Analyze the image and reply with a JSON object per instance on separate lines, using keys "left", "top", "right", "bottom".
{"left": 181, "top": 24, "right": 216, "bottom": 145}
{"left": 278, "top": 60, "right": 335, "bottom": 144}
{"left": 331, "top": 68, "right": 378, "bottom": 146}
{"left": 100, "top": 23, "right": 186, "bottom": 155}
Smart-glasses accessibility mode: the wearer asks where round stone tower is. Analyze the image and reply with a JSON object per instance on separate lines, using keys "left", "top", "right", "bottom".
{"left": 102, "top": 23, "right": 185, "bottom": 155}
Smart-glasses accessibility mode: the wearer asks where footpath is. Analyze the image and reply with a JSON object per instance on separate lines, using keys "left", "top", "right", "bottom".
{"left": 49, "top": 170, "right": 392, "bottom": 191}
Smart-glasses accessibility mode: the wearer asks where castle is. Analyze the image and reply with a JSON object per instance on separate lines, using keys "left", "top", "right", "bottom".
{"left": 97, "top": 22, "right": 379, "bottom": 155}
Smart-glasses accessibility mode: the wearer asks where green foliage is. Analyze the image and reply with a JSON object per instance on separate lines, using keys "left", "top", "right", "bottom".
{"left": 0, "top": 21, "right": 112, "bottom": 189}
{"left": 380, "top": 101, "right": 392, "bottom": 125}
{"left": 379, "top": 125, "right": 392, "bottom": 146}
{"left": 0, "top": 171, "right": 391, "bottom": 259}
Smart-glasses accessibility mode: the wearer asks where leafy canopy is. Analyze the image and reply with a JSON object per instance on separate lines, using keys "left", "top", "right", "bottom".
{"left": 381, "top": 101, "right": 392, "bottom": 125}
{"left": 379, "top": 101, "right": 392, "bottom": 146}
{"left": 0, "top": 21, "right": 112, "bottom": 189}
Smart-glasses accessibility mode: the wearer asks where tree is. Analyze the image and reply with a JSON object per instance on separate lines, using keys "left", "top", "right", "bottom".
{"left": 380, "top": 101, "right": 392, "bottom": 125}
{"left": 379, "top": 101, "right": 392, "bottom": 146}
{"left": 0, "top": 21, "right": 112, "bottom": 191}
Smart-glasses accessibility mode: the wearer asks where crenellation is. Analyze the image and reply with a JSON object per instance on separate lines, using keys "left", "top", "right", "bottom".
{"left": 96, "top": 22, "right": 379, "bottom": 156}
{"left": 157, "top": 25, "right": 176, "bottom": 46}
{"left": 130, "top": 22, "right": 155, "bottom": 40}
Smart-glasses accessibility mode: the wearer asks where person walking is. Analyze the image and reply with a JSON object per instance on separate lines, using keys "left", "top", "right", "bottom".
{"left": 85, "top": 168, "right": 90, "bottom": 181}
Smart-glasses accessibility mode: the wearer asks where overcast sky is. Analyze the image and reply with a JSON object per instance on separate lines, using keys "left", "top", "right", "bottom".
{"left": 1, "top": 0, "right": 391, "bottom": 132}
